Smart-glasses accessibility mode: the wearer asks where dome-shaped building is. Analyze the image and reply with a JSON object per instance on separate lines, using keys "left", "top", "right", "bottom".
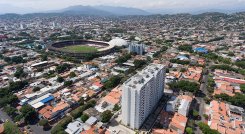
{"left": 109, "top": 38, "right": 128, "bottom": 47}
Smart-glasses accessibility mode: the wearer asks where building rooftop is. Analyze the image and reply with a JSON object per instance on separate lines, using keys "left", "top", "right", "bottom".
{"left": 124, "top": 64, "right": 164, "bottom": 90}
{"left": 85, "top": 116, "right": 97, "bottom": 126}
{"left": 65, "top": 120, "right": 84, "bottom": 134}
{"left": 207, "top": 100, "right": 245, "bottom": 134}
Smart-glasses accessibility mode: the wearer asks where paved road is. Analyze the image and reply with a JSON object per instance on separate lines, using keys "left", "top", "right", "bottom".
{"left": 0, "top": 109, "right": 13, "bottom": 123}
{"left": 195, "top": 73, "right": 209, "bottom": 134}
{"left": 29, "top": 124, "right": 51, "bottom": 134}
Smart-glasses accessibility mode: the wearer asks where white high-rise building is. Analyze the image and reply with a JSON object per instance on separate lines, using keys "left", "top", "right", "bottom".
{"left": 122, "top": 64, "right": 165, "bottom": 129}
{"left": 128, "top": 42, "right": 145, "bottom": 55}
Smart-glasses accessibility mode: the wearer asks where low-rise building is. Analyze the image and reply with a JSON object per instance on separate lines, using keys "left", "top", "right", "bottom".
{"left": 206, "top": 100, "right": 245, "bottom": 134}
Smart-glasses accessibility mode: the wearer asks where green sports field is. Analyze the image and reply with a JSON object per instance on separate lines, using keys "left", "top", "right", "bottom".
{"left": 61, "top": 45, "right": 98, "bottom": 53}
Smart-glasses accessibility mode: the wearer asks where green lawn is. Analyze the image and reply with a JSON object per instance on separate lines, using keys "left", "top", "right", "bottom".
{"left": 62, "top": 45, "right": 98, "bottom": 53}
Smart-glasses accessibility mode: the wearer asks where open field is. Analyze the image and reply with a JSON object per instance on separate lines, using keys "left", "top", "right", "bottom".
{"left": 61, "top": 45, "right": 98, "bottom": 53}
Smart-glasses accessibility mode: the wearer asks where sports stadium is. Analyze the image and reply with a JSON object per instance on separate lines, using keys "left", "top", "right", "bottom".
{"left": 48, "top": 40, "right": 115, "bottom": 58}
{"left": 48, "top": 38, "right": 128, "bottom": 58}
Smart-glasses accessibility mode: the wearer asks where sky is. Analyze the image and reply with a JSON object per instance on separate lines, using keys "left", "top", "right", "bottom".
{"left": 0, "top": 0, "right": 245, "bottom": 13}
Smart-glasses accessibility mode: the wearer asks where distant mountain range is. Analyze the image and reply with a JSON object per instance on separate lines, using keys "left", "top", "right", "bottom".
{"left": 0, "top": 4, "right": 245, "bottom": 16}
{"left": 0, "top": 5, "right": 150, "bottom": 16}
{"left": 49, "top": 5, "right": 150, "bottom": 16}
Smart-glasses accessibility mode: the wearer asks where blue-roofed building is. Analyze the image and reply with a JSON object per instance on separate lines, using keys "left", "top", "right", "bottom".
{"left": 40, "top": 95, "right": 54, "bottom": 103}
{"left": 193, "top": 47, "right": 208, "bottom": 54}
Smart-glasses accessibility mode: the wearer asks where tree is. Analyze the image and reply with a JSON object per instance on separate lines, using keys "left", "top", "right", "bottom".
{"left": 69, "top": 72, "right": 76, "bottom": 78}
{"left": 8, "top": 81, "right": 28, "bottom": 92}
{"left": 147, "top": 56, "right": 151, "bottom": 62}
{"left": 57, "top": 76, "right": 64, "bottom": 83}
{"left": 198, "top": 122, "right": 219, "bottom": 134}
{"left": 203, "top": 114, "right": 209, "bottom": 120}
{"left": 4, "top": 57, "right": 11, "bottom": 63}
{"left": 39, "top": 119, "right": 49, "bottom": 127}
{"left": 180, "top": 68, "right": 187, "bottom": 72}
{"left": 168, "top": 80, "right": 199, "bottom": 93}
{"left": 41, "top": 54, "right": 48, "bottom": 61}
{"left": 3, "top": 121, "right": 21, "bottom": 134}
{"left": 56, "top": 63, "right": 71, "bottom": 73}
{"left": 14, "top": 114, "right": 23, "bottom": 122}
{"left": 115, "top": 54, "right": 131, "bottom": 64}
{"left": 235, "top": 60, "right": 245, "bottom": 69}
{"left": 14, "top": 67, "right": 27, "bottom": 78}
{"left": 113, "top": 104, "right": 120, "bottom": 111}
{"left": 81, "top": 114, "right": 89, "bottom": 122}
{"left": 83, "top": 53, "right": 97, "bottom": 61}
{"left": 214, "top": 93, "right": 245, "bottom": 108}
{"left": 101, "top": 110, "right": 113, "bottom": 123}
{"left": 20, "top": 105, "right": 38, "bottom": 124}
{"left": 101, "top": 92, "right": 107, "bottom": 97}
{"left": 70, "top": 100, "right": 96, "bottom": 119}
{"left": 192, "top": 110, "right": 199, "bottom": 119}
{"left": 166, "top": 68, "right": 169, "bottom": 73}
{"left": 153, "top": 51, "right": 161, "bottom": 58}
{"left": 11, "top": 56, "right": 25, "bottom": 64}
{"left": 84, "top": 33, "right": 93, "bottom": 40}
{"left": 51, "top": 116, "right": 72, "bottom": 134}
{"left": 4, "top": 106, "right": 17, "bottom": 116}
{"left": 33, "top": 87, "right": 40, "bottom": 92}
{"left": 160, "top": 46, "right": 168, "bottom": 52}
{"left": 134, "top": 60, "right": 147, "bottom": 69}
{"left": 102, "top": 34, "right": 112, "bottom": 42}
{"left": 186, "top": 127, "right": 194, "bottom": 134}
{"left": 170, "top": 59, "right": 190, "bottom": 65}
{"left": 104, "top": 76, "right": 122, "bottom": 89}
{"left": 64, "top": 80, "right": 73, "bottom": 87}
{"left": 227, "top": 51, "right": 235, "bottom": 56}
{"left": 178, "top": 45, "right": 193, "bottom": 53}
{"left": 240, "top": 84, "right": 245, "bottom": 93}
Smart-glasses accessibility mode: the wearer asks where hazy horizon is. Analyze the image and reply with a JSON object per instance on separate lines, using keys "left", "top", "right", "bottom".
{"left": 0, "top": 0, "right": 245, "bottom": 14}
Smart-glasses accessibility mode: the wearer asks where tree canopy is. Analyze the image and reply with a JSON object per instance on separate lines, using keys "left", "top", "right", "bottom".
{"left": 133, "top": 60, "right": 147, "bottom": 69}
{"left": 3, "top": 121, "right": 21, "bottom": 134}
{"left": 168, "top": 80, "right": 199, "bottom": 93}
{"left": 198, "top": 122, "right": 219, "bottom": 134}
{"left": 214, "top": 93, "right": 245, "bottom": 108}
{"left": 81, "top": 114, "right": 89, "bottom": 122}
{"left": 69, "top": 72, "right": 76, "bottom": 78}
{"left": 56, "top": 63, "right": 71, "bottom": 73}
{"left": 185, "top": 127, "right": 194, "bottom": 134}
{"left": 235, "top": 60, "right": 245, "bottom": 69}
{"left": 178, "top": 45, "right": 193, "bottom": 53}
{"left": 240, "top": 84, "right": 245, "bottom": 93}
{"left": 115, "top": 54, "right": 131, "bottom": 64}
{"left": 20, "top": 105, "right": 38, "bottom": 124}
{"left": 0, "top": 81, "right": 28, "bottom": 107}
{"left": 4, "top": 56, "right": 26, "bottom": 64}
{"left": 14, "top": 67, "right": 27, "bottom": 78}
{"left": 51, "top": 116, "right": 72, "bottom": 134}
{"left": 170, "top": 59, "right": 190, "bottom": 65}
{"left": 104, "top": 75, "right": 122, "bottom": 89}
{"left": 64, "top": 80, "right": 73, "bottom": 87}
{"left": 57, "top": 76, "right": 64, "bottom": 83}
{"left": 101, "top": 110, "right": 113, "bottom": 123}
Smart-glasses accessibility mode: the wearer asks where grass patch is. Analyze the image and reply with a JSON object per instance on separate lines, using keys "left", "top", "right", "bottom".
{"left": 62, "top": 45, "right": 98, "bottom": 53}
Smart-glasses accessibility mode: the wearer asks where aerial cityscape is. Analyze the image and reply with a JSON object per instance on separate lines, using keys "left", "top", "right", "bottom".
{"left": 0, "top": 0, "right": 245, "bottom": 134}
